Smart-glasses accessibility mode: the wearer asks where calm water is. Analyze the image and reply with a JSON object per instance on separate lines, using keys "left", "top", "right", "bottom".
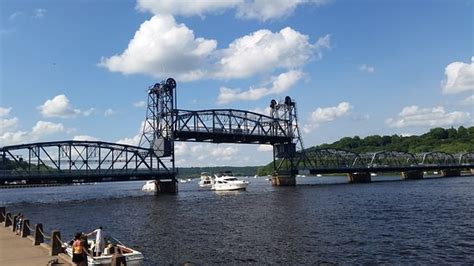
{"left": 1, "top": 175, "right": 474, "bottom": 264}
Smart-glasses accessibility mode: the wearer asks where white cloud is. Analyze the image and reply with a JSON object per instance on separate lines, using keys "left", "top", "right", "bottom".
{"left": 104, "top": 108, "right": 116, "bottom": 117}
{"left": 359, "top": 64, "right": 375, "bottom": 74}
{"left": 217, "top": 70, "right": 303, "bottom": 104}
{"left": 310, "top": 102, "right": 352, "bottom": 123}
{"left": 117, "top": 135, "right": 141, "bottom": 146}
{"left": 303, "top": 102, "right": 352, "bottom": 133}
{"left": 215, "top": 29, "right": 329, "bottom": 79}
{"left": 9, "top": 11, "right": 23, "bottom": 20}
{"left": 136, "top": 0, "right": 240, "bottom": 17}
{"left": 100, "top": 15, "right": 217, "bottom": 82}
{"left": 0, "top": 120, "right": 65, "bottom": 146}
{"left": 38, "top": 94, "right": 93, "bottom": 118}
{"left": 386, "top": 105, "right": 471, "bottom": 128}
{"left": 137, "top": 0, "right": 329, "bottom": 22}
{"left": 33, "top": 9, "right": 47, "bottom": 19}
{"left": 0, "top": 117, "right": 18, "bottom": 132}
{"left": 441, "top": 57, "right": 474, "bottom": 94}
{"left": 31, "top": 121, "right": 65, "bottom": 136}
{"left": 257, "top": 144, "right": 273, "bottom": 152}
{"left": 250, "top": 106, "right": 272, "bottom": 116}
{"left": 101, "top": 14, "right": 328, "bottom": 82}
{"left": 461, "top": 95, "right": 474, "bottom": 106}
{"left": 73, "top": 135, "right": 100, "bottom": 141}
{"left": 0, "top": 131, "right": 29, "bottom": 146}
{"left": 133, "top": 101, "right": 147, "bottom": 108}
{"left": 0, "top": 107, "right": 12, "bottom": 117}
{"left": 237, "top": 0, "right": 328, "bottom": 21}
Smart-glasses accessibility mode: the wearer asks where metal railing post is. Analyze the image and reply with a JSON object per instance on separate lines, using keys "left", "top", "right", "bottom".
{"left": 12, "top": 215, "right": 18, "bottom": 232}
{"left": 5, "top": 213, "right": 12, "bottom": 227}
{"left": 51, "top": 230, "right": 62, "bottom": 256}
{"left": 0, "top": 207, "right": 5, "bottom": 223}
{"left": 34, "top": 223, "right": 44, "bottom": 245}
{"left": 21, "top": 219, "right": 30, "bottom": 237}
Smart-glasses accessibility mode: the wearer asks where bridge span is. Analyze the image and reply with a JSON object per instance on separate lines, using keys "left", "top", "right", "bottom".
{"left": 1, "top": 78, "right": 473, "bottom": 191}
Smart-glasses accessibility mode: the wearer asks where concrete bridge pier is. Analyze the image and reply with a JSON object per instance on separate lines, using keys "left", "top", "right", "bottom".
{"left": 156, "top": 179, "right": 178, "bottom": 194}
{"left": 347, "top": 172, "right": 371, "bottom": 183}
{"left": 271, "top": 171, "right": 296, "bottom": 186}
{"left": 440, "top": 169, "right": 461, "bottom": 177}
{"left": 470, "top": 169, "right": 474, "bottom": 175}
{"left": 401, "top": 170, "right": 424, "bottom": 180}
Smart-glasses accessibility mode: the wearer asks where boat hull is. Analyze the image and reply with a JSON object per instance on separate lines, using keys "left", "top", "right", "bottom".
{"left": 212, "top": 183, "right": 248, "bottom": 191}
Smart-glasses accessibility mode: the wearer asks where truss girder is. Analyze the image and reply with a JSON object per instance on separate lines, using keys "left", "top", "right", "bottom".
{"left": 0, "top": 140, "right": 172, "bottom": 181}
{"left": 418, "top": 151, "right": 456, "bottom": 166}
{"left": 304, "top": 148, "right": 361, "bottom": 168}
{"left": 174, "top": 109, "right": 292, "bottom": 144}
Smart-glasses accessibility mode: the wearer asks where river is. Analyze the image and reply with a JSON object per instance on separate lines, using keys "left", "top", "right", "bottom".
{"left": 1, "top": 175, "right": 474, "bottom": 264}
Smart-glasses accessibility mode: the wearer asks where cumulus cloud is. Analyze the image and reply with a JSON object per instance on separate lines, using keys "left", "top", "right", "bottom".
{"left": 0, "top": 117, "right": 19, "bottom": 132}
{"left": 386, "top": 105, "right": 471, "bottom": 128}
{"left": 73, "top": 135, "right": 100, "bottom": 141}
{"left": 303, "top": 102, "right": 352, "bottom": 133}
{"left": 100, "top": 15, "right": 217, "bottom": 82}
{"left": 104, "top": 108, "right": 116, "bottom": 117}
{"left": 0, "top": 107, "right": 12, "bottom": 117}
{"left": 217, "top": 70, "right": 303, "bottom": 104}
{"left": 441, "top": 57, "right": 474, "bottom": 94}
{"left": 38, "top": 94, "right": 93, "bottom": 118}
{"left": 215, "top": 29, "right": 329, "bottom": 79}
{"left": 137, "top": 0, "right": 328, "bottom": 21}
{"left": 136, "top": 0, "right": 240, "bottom": 17}
{"left": 461, "top": 95, "right": 474, "bottom": 106}
{"left": 100, "top": 15, "right": 329, "bottom": 82}
{"left": 310, "top": 102, "right": 352, "bottom": 123}
{"left": 257, "top": 144, "right": 273, "bottom": 152}
{"left": 133, "top": 101, "right": 147, "bottom": 108}
{"left": 31, "top": 121, "right": 65, "bottom": 136}
{"left": 9, "top": 11, "right": 23, "bottom": 20}
{"left": 359, "top": 64, "right": 375, "bottom": 74}
{"left": 0, "top": 121, "right": 65, "bottom": 146}
{"left": 33, "top": 8, "right": 47, "bottom": 19}
{"left": 250, "top": 106, "right": 272, "bottom": 116}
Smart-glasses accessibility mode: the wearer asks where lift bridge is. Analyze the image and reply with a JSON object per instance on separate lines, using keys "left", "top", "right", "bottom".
{"left": 1, "top": 78, "right": 473, "bottom": 191}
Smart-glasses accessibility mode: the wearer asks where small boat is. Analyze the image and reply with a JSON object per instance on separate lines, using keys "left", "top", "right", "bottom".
{"left": 199, "top": 172, "right": 213, "bottom": 188}
{"left": 370, "top": 173, "right": 377, "bottom": 177}
{"left": 141, "top": 180, "right": 157, "bottom": 192}
{"left": 65, "top": 236, "right": 144, "bottom": 265}
{"left": 212, "top": 171, "right": 248, "bottom": 191}
{"left": 316, "top": 174, "right": 322, "bottom": 177}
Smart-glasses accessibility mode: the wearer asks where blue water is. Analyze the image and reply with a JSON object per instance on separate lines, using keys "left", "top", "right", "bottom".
{"left": 2, "top": 175, "right": 474, "bottom": 264}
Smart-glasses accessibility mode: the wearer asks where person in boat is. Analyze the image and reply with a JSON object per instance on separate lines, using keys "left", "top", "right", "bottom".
{"left": 86, "top": 226, "right": 105, "bottom": 256}
{"left": 72, "top": 232, "right": 86, "bottom": 266}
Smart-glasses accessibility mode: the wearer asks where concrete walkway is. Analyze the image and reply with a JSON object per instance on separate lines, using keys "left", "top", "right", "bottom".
{"left": 0, "top": 225, "right": 71, "bottom": 266}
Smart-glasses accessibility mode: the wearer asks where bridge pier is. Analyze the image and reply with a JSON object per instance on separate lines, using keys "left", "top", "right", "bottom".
{"left": 470, "top": 169, "right": 474, "bottom": 175}
{"left": 440, "top": 169, "right": 461, "bottom": 177}
{"left": 271, "top": 172, "right": 296, "bottom": 186}
{"left": 156, "top": 179, "right": 178, "bottom": 194}
{"left": 401, "top": 170, "right": 424, "bottom": 180}
{"left": 347, "top": 172, "right": 371, "bottom": 183}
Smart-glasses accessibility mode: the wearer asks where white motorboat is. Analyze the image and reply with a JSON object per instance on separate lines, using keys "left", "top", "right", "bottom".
{"left": 65, "top": 237, "right": 144, "bottom": 266}
{"left": 212, "top": 171, "right": 248, "bottom": 191}
{"left": 199, "top": 172, "right": 213, "bottom": 188}
{"left": 141, "top": 180, "right": 157, "bottom": 192}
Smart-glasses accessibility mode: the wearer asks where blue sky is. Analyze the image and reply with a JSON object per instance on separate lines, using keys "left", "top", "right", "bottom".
{"left": 1, "top": 0, "right": 473, "bottom": 167}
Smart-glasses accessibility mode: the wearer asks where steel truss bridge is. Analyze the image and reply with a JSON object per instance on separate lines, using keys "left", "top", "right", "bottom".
{"left": 1, "top": 78, "right": 473, "bottom": 187}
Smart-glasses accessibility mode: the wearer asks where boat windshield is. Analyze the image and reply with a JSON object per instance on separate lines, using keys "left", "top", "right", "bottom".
{"left": 224, "top": 177, "right": 238, "bottom": 181}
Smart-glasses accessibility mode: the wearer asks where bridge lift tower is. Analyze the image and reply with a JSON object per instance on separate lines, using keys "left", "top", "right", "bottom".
{"left": 139, "top": 78, "right": 178, "bottom": 193}
{"left": 269, "top": 96, "right": 307, "bottom": 185}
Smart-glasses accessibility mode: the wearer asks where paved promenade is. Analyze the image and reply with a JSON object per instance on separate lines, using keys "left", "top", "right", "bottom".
{"left": 0, "top": 225, "right": 71, "bottom": 266}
